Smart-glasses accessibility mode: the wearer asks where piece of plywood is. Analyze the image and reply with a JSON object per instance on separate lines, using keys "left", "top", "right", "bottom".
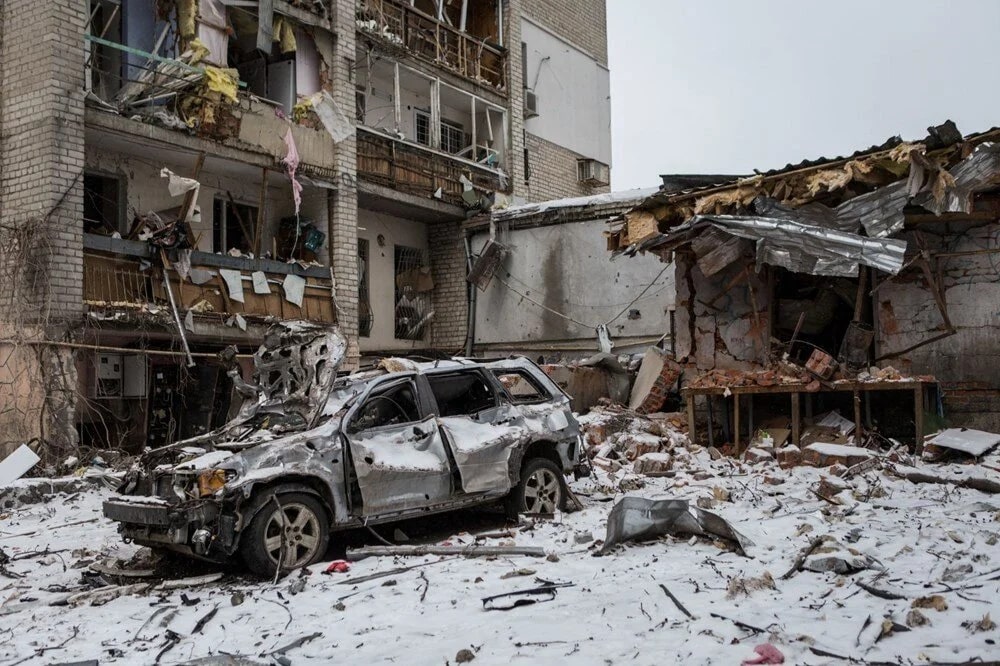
{"left": 624, "top": 211, "right": 660, "bottom": 246}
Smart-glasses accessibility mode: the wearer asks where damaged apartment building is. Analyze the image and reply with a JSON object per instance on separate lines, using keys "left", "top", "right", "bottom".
{"left": 0, "top": 0, "right": 612, "bottom": 459}
{"left": 609, "top": 122, "right": 1000, "bottom": 448}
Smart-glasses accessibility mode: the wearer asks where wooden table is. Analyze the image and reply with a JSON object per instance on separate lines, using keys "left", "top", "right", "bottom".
{"left": 682, "top": 380, "right": 930, "bottom": 454}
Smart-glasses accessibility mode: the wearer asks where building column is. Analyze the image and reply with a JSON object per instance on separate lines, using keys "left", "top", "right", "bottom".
{"left": 0, "top": 0, "right": 87, "bottom": 458}
{"left": 328, "top": 0, "right": 360, "bottom": 368}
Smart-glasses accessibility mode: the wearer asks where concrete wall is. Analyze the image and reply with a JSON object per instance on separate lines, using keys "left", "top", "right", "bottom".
{"left": 521, "top": 18, "right": 611, "bottom": 166}
{"left": 357, "top": 208, "right": 429, "bottom": 353}
{"left": 470, "top": 218, "right": 673, "bottom": 356}
{"left": 876, "top": 225, "right": 1000, "bottom": 430}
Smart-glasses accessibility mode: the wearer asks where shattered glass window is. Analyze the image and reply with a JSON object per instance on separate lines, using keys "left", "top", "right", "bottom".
{"left": 427, "top": 371, "right": 497, "bottom": 417}
{"left": 492, "top": 369, "right": 548, "bottom": 404}
{"left": 350, "top": 381, "right": 421, "bottom": 432}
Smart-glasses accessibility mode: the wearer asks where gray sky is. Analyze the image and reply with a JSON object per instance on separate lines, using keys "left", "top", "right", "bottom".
{"left": 607, "top": 0, "right": 1000, "bottom": 190}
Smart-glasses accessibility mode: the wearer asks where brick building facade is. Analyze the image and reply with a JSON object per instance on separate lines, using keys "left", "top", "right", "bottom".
{"left": 0, "top": 0, "right": 611, "bottom": 458}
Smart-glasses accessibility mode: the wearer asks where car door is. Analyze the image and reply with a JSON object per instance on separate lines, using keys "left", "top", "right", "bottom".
{"left": 425, "top": 369, "right": 527, "bottom": 494}
{"left": 342, "top": 376, "right": 453, "bottom": 517}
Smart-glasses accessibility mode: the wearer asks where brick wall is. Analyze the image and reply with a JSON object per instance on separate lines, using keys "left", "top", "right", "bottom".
{"left": 329, "top": 0, "right": 361, "bottom": 369}
{"left": 0, "top": 0, "right": 87, "bottom": 457}
{"left": 522, "top": 0, "right": 608, "bottom": 65}
{"left": 427, "top": 220, "right": 468, "bottom": 352}
{"left": 0, "top": 0, "right": 87, "bottom": 326}
{"left": 523, "top": 133, "right": 610, "bottom": 202}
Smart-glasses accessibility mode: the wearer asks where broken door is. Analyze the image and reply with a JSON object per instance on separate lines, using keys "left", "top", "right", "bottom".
{"left": 343, "top": 377, "right": 452, "bottom": 516}
{"left": 427, "top": 369, "right": 526, "bottom": 494}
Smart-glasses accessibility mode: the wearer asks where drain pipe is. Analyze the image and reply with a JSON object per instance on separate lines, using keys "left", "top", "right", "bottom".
{"left": 463, "top": 231, "right": 477, "bottom": 357}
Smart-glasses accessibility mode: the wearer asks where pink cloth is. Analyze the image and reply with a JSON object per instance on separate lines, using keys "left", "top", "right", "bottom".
{"left": 741, "top": 644, "right": 784, "bottom": 665}
{"left": 282, "top": 129, "right": 303, "bottom": 215}
{"left": 324, "top": 560, "right": 350, "bottom": 573}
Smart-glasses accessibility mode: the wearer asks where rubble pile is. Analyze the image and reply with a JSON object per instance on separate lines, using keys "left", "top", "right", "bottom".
{"left": 578, "top": 403, "right": 690, "bottom": 476}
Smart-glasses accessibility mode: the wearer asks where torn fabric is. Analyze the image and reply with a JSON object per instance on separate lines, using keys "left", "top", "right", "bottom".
{"left": 282, "top": 129, "right": 303, "bottom": 215}
{"left": 160, "top": 168, "right": 200, "bottom": 198}
{"left": 601, "top": 496, "right": 753, "bottom": 556}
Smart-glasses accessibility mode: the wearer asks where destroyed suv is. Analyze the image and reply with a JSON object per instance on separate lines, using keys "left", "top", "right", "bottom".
{"left": 104, "top": 323, "right": 582, "bottom": 576}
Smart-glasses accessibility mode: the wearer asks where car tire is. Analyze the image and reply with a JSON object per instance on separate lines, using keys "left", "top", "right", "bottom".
{"left": 241, "top": 491, "right": 330, "bottom": 577}
{"left": 506, "top": 457, "right": 566, "bottom": 517}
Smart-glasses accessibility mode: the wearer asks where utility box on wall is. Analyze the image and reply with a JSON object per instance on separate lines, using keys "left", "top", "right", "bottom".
{"left": 91, "top": 353, "right": 147, "bottom": 399}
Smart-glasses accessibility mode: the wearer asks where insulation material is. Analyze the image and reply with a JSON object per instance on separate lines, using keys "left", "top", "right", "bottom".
{"left": 273, "top": 16, "right": 298, "bottom": 53}
{"left": 218, "top": 269, "right": 245, "bottom": 303}
{"left": 282, "top": 274, "right": 306, "bottom": 307}
{"left": 204, "top": 66, "right": 238, "bottom": 103}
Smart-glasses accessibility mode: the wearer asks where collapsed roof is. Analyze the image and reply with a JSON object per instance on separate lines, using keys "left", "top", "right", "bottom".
{"left": 609, "top": 122, "right": 1000, "bottom": 276}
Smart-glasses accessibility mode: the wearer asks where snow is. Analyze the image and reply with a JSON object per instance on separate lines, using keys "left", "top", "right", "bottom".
{"left": 493, "top": 186, "right": 661, "bottom": 220}
{"left": 805, "top": 442, "right": 878, "bottom": 458}
{"left": 926, "top": 428, "right": 1000, "bottom": 457}
{"left": 2, "top": 451, "right": 1000, "bottom": 664}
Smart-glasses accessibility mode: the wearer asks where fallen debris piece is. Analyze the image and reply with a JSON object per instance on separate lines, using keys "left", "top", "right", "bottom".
{"left": 600, "top": 496, "right": 753, "bottom": 556}
{"left": 727, "top": 571, "right": 776, "bottom": 598}
{"left": 0, "top": 445, "right": 41, "bottom": 486}
{"left": 481, "top": 582, "right": 573, "bottom": 611}
{"left": 906, "top": 609, "right": 930, "bottom": 627}
{"left": 802, "top": 538, "right": 875, "bottom": 574}
{"left": 658, "top": 583, "right": 694, "bottom": 619}
{"left": 962, "top": 613, "right": 996, "bottom": 633}
{"left": 803, "top": 443, "right": 876, "bottom": 468}
{"left": 455, "top": 648, "right": 476, "bottom": 663}
{"left": 925, "top": 428, "right": 1000, "bottom": 458}
{"left": 156, "top": 573, "right": 225, "bottom": 590}
{"left": 268, "top": 632, "right": 322, "bottom": 657}
{"left": 912, "top": 595, "right": 948, "bottom": 612}
{"left": 741, "top": 643, "right": 785, "bottom": 665}
{"left": 346, "top": 545, "right": 546, "bottom": 561}
{"left": 891, "top": 467, "right": 1000, "bottom": 494}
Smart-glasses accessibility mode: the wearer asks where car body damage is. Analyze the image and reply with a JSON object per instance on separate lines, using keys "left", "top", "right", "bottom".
{"left": 103, "top": 329, "right": 582, "bottom": 575}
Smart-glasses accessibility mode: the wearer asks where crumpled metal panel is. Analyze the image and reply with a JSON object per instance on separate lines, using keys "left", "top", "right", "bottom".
{"left": 917, "top": 142, "right": 1000, "bottom": 215}
{"left": 601, "top": 496, "right": 753, "bottom": 556}
{"left": 691, "top": 215, "right": 907, "bottom": 276}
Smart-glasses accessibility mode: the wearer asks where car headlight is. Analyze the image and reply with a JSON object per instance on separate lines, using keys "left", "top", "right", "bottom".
{"left": 197, "top": 469, "right": 236, "bottom": 497}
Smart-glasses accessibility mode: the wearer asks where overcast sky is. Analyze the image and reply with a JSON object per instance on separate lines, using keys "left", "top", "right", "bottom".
{"left": 607, "top": 0, "right": 1000, "bottom": 190}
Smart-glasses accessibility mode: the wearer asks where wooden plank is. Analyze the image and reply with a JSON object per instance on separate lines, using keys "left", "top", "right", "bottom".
{"left": 686, "top": 395, "right": 697, "bottom": 446}
{"left": 696, "top": 236, "right": 747, "bottom": 277}
{"left": 914, "top": 387, "right": 925, "bottom": 454}
{"left": 791, "top": 392, "right": 801, "bottom": 446}
{"left": 733, "top": 395, "right": 741, "bottom": 453}
{"left": 853, "top": 390, "right": 863, "bottom": 445}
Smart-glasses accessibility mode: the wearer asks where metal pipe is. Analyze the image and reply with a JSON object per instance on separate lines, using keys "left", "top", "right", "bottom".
{"left": 162, "top": 275, "right": 196, "bottom": 367}
{"left": 463, "top": 232, "right": 477, "bottom": 357}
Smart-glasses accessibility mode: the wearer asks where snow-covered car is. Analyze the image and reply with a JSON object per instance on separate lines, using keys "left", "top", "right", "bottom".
{"left": 103, "top": 323, "right": 583, "bottom": 576}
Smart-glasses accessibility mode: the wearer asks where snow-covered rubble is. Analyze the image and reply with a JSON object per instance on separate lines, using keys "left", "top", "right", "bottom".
{"left": 2, "top": 424, "right": 1000, "bottom": 664}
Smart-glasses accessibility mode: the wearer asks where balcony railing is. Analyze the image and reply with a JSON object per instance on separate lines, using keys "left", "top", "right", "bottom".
{"left": 357, "top": 0, "right": 507, "bottom": 92}
{"left": 83, "top": 235, "right": 336, "bottom": 326}
{"left": 357, "top": 127, "right": 509, "bottom": 206}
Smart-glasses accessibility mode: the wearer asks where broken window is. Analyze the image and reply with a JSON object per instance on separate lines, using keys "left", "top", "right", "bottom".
{"left": 394, "top": 245, "right": 433, "bottom": 340}
{"left": 212, "top": 198, "right": 258, "bottom": 255}
{"left": 87, "top": 0, "right": 125, "bottom": 100}
{"left": 228, "top": 6, "right": 314, "bottom": 113}
{"left": 415, "top": 111, "right": 466, "bottom": 155}
{"left": 84, "top": 172, "right": 125, "bottom": 235}
{"left": 427, "top": 371, "right": 497, "bottom": 417}
{"left": 491, "top": 369, "right": 548, "bottom": 404}
{"left": 350, "top": 380, "right": 421, "bottom": 432}
{"left": 358, "top": 239, "right": 373, "bottom": 337}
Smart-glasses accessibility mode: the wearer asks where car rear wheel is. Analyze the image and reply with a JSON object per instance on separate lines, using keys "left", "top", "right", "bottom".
{"left": 506, "top": 458, "right": 565, "bottom": 516}
{"left": 241, "top": 491, "right": 330, "bottom": 577}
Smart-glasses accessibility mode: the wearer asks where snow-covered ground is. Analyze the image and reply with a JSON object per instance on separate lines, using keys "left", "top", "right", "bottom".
{"left": 2, "top": 449, "right": 999, "bottom": 665}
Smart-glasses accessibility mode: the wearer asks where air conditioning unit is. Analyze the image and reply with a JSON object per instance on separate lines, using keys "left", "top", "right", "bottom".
{"left": 578, "top": 158, "right": 610, "bottom": 186}
{"left": 523, "top": 89, "right": 539, "bottom": 119}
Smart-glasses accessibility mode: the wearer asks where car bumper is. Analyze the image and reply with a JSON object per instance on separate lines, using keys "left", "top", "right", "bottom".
{"left": 103, "top": 497, "right": 232, "bottom": 558}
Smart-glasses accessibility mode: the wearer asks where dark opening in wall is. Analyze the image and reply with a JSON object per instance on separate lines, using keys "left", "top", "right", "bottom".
{"left": 359, "top": 238, "right": 373, "bottom": 337}
{"left": 213, "top": 198, "right": 258, "bottom": 254}
{"left": 84, "top": 172, "right": 125, "bottom": 234}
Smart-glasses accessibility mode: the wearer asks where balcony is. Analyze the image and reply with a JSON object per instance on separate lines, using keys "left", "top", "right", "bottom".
{"left": 357, "top": 127, "right": 508, "bottom": 206}
{"left": 357, "top": 0, "right": 508, "bottom": 92}
{"left": 83, "top": 235, "right": 336, "bottom": 329}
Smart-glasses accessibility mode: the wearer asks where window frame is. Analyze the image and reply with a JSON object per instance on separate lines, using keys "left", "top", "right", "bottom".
{"left": 490, "top": 368, "right": 552, "bottom": 405}
{"left": 426, "top": 369, "right": 500, "bottom": 418}
{"left": 347, "top": 377, "right": 424, "bottom": 434}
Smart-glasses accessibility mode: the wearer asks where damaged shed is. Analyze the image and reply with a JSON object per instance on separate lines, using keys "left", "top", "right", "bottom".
{"left": 608, "top": 122, "right": 1000, "bottom": 441}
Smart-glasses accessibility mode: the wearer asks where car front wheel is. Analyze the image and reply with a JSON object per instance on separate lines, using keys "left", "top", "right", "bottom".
{"left": 241, "top": 491, "right": 330, "bottom": 577}
{"left": 506, "top": 457, "right": 566, "bottom": 516}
